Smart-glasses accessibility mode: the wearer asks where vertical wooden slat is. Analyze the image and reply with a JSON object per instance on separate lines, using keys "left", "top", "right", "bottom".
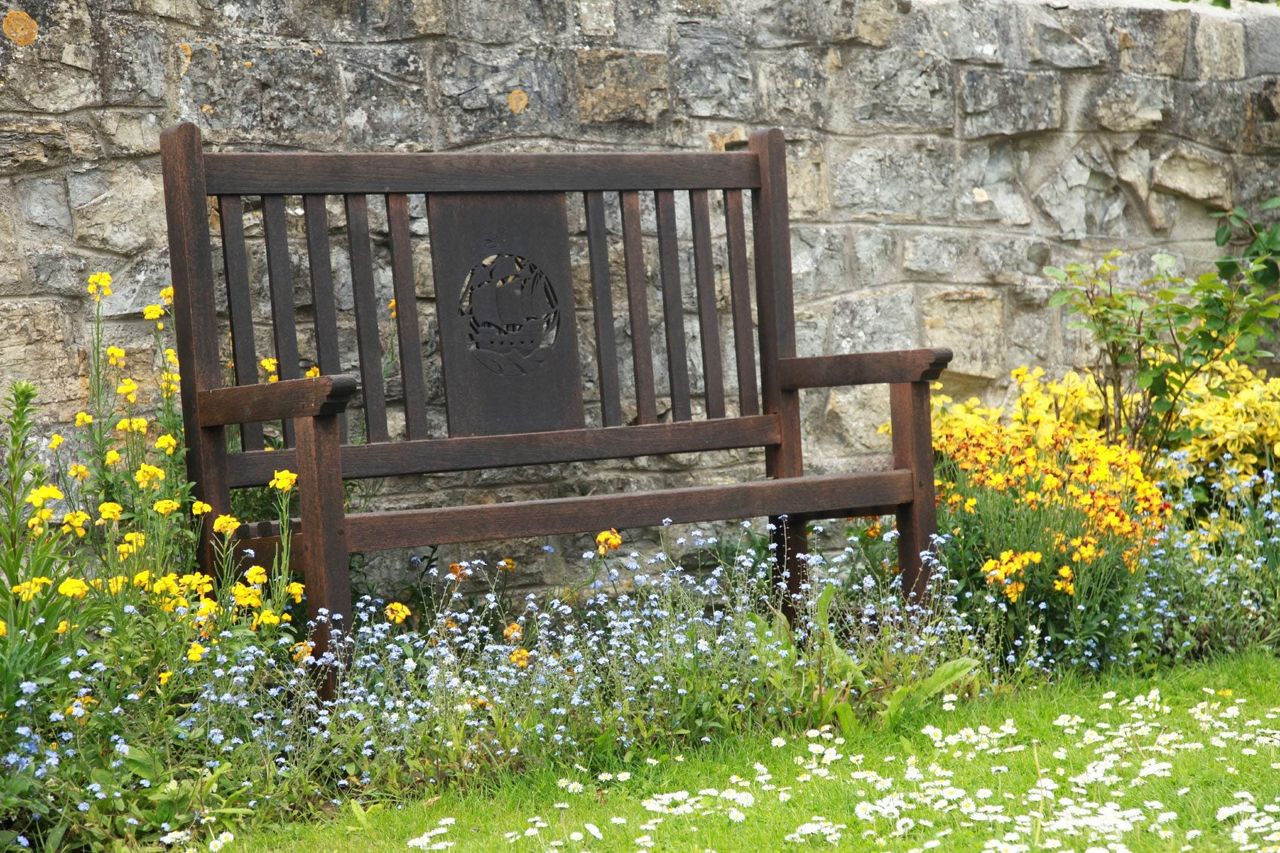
{"left": 689, "top": 189, "right": 725, "bottom": 419}
{"left": 263, "top": 194, "right": 301, "bottom": 447}
{"left": 891, "top": 381, "right": 938, "bottom": 601}
{"left": 724, "top": 189, "right": 759, "bottom": 416}
{"left": 749, "top": 128, "right": 807, "bottom": 613}
{"left": 160, "top": 123, "right": 231, "bottom": 573}
{"left": 386, "top": 193, "right": 429, "bottom": 440}
{"left": 344, "top": 194, "right": 389, "bottom": 443}
{"left": 302, "top": 194, "right": 346, "bottom": 444}
{"left": 218, "top": 194, "right": 264, "bottom": 451}
{"left": 585, "top": 191, "right": 622, "bottom": 427}
{"left": 654, "top": 190, "right": 691, "bottom": 422}
{"left": 620, "top": 190, "right": 657, "bottom": 425}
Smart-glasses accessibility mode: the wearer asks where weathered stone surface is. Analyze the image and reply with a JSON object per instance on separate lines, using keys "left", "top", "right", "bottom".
{"left": 1091, "top": 76, "right": 1171, "bottom": 132}
{"left": 790, "top": 225, "right": 848, "bottom": 301}
{"left": 1245, "top": 12, "right": 1280, "bottom": 75}
{"left": 829, "top": 138, "right": 954, "bottom": 220}
{"left": 577, "top": 0, "right": 616, "bottom": 36}
{"left": 1151, "top": 145, "right": 1232, "bottom": 210}
{"left": 848, "top": 226, "right": 897, "bottom": 288}
{"left": 1173, "top": 80, "right": 1246, "bottom": 152}
{"left": 826, "top": 47, "right": 952, "bottom": 132}
{"left": 921, "top": 286, "right": 1004, "bottom": 379}
{"left": 976, "top": 237, "right": 1053, "bottom": 288}
{"left": 0, "top": 0, "right": 99, "bottom": 112}
{"left": 903, "top": 233, "right": 964, "bottom": 277}
{"left": 177, "top": 41, "right": 344, "bottom": 145}
{"left": 826, "top": 286, "right": 918, "bottom": 353}
{"left": 335, "top": 46, "right": 437, "bottom": 147}
{"left": 669, "top": 25, "right": 754, "bottom": 118}
{"left": 0, "top": 118, "right": 75, "bottom": 173}
{"left": 1032, "top": 141, "right": 1128, "bottom": 241}
{"left": 1024, "top": 6, "right": 1108, "bottom": 69}
{"left": 1194, "top": 15, "right": 1246, "bottom": 81}
{"left": 17, "top": 175, "right": 71, "bottom": 235}
{"left": 757, "top": 46, "right": 831, "bottom": 126}
{"left": 0, "top": 299, "right": 84, "bottom": 419}
{"left": 955, "top": 141, "right": 1032, "bottom": 225}
{"left": 959, "top": 68, "right": 1062, "bottom": 138}
{"left": 1109, "top": 7, "right": 1192, "bottom": 76}
{"left": 68, "top": 165, "right": 166, "bottom": 254}
{"left": 785, "top": 135, "right": 828, "bottom": 216}
{"left": 445, "top": 0, "right": 568, "bottom": 43}
{"left": 436, "top": 44, "right": 571, "bottom": 145}
{"left": 96, "top": 111, "right": 163, "bottom": 156}
{"left": 366, "top": 0, "right": 446, "bottom": 38}
{"left": 1244, "top": 78, "right": 1280, "bottom": 154}
{"left": 923, "top": 0, "right": 1017, "bottom": 66}
{"left": 0, "top": 192, "right": 29, "bottom": 295}
{"left": 575, "top": 49, "right": 669, "bottom": 125}
{"left": 98, "top": 16, "right": 168, "bottom": 104}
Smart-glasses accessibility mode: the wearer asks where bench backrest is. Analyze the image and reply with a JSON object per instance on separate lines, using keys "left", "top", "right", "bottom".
{"left": 160, "top": 124, "right": 804, "bottom": 503}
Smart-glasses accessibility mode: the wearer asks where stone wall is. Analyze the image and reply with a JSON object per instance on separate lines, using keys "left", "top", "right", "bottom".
{"left": 2, "top": 0, "right": 1279, "bottom": 587}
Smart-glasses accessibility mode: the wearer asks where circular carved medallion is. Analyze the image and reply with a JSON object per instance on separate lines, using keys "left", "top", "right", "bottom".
{"left": 459, "top": 253, "right": 560, "bottom": 376}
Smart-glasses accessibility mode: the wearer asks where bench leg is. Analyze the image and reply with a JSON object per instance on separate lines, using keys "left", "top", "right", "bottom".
{"left": 890, "top": 381, "right": 939, "bottom": 601}
{"left": 294, "top": 412, "right": 350, "bottom": 699}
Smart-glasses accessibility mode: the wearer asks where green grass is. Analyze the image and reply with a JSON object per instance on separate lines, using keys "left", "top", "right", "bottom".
{"left": 243, "top": 651, "right": 1280, "bottom": 851}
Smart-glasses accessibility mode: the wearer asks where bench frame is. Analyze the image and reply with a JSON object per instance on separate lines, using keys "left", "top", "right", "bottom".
{"left": 160, "top": 123, "right": 951, "bottom": 656}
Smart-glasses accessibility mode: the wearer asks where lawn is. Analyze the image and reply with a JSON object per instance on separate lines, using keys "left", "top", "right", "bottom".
{"left": 245, "top": 650, "right": 1280, "bottom": 851}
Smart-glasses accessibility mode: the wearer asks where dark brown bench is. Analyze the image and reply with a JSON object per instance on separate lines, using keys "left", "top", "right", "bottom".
{"left": 160, "top": 122, "right": 951, "bottom": 653}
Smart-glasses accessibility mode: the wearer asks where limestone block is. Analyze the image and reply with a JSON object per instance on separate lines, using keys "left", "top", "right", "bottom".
{"left": 1108, "top": 7, "right": 1191, "bottom": 77}
{"left": 789, "top": 224, "right": 848, "bottom": 302}
{"left": 0, "top": 118, "right": 75, "bottom": 174}
{"left": 96, "top": 248, "right": 172, "bottom": 319}
{"left": 955, "top": 141, "right": 1032, "bottom": 225}
{"left": 807, "top": 384, "right": 893, "bottom": 463}
{"left": 1194, "top": 15, "right": 1246, "bottom": 81}
{"left": 903, "top": 233, "right": 964, "bottom": 277}
{"left": 1091, "top": 75, "right": 1171, "bottom": 132}
{"left": 1032, "top": 142, "right": 1128, "bottom": 241}
{"left": 99, "top": 16, "right": 168, "bottom": 104}
{"left": 96, "top": 111, "right": 163, "bottom": 156}
{"left": 0, "top": 298, "right": 84, "bottom": 420}
{"left": 786, "top": 135, "right": 828, "bottom": 216}
{"left": 826, "top": 286, "right": 918, "bottom": 354}
{"left": 178, "top": 41, "right": 344, "bottom": 146}
{"left": 1173, "top": 80, "right": 1246, "bottom": 152}
{"left": 958, "top": 67, "right": 1062, "bottom": 139}
{"left": 922, "top": 0, "right": 1017, "bottom": 66}
{"left": 829, "top": 138, "right": 954, "bottom": 221}
{"left": 133, "top": 0, "right": 203, "bottom": 23}
{"left": 68, "top": 165, "right": 165, "bottom": 255}
{"left": 669, "top": 25, "right": 754, "bottom": 119}
{"left": 574, "top": 49, "right": 669, "bottom": 125}
{"left": 1246, "top": 13, "right": 1280, "bottom": 75}
{"left": 445, "top": 0, "right": 568, "bottom": 43}
{"left": 436, "top": 43, "right": 572, "bottom": 146}
{"left": 17, "top": 175, "right": 70, "bottom": 234}
{"left": 365, "top": 0, "right": 446, "bottom": 38}
{"left": 1151, "top": 145, "right": 1232, "bottom": 210}
{"left": 921, "top": 286, "right": 1004, "bottom": 379}
{"left": 976, "top": 237, "right": 1053, "bottom": 289}
{"left": 0, "top": 192, "right": 29, "bottom": 295}
{"left": 1023, "top": 6, "right": 1108, "bottom": 69}
{"left": 826, "top": 47, "right": 953, "bottom": 133}
{"left": 577, "top": 0, "right": 616, "bottom": 37}
{"left": 1244, "top": 79, "right": 1280, "bottom": 154}
{"left": 335, "top": 46, "right": 437, "bottom": 148}
{"left": 757, "top": 46, "right": 831, "bottom": 126}
{"left": 0, "top": 1, "right": 99, "bottom": 113}
{"left": 848, "top": 227, "right": 897, "bottom": 288}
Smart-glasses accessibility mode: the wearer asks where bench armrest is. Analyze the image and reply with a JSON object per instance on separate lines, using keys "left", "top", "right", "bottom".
{"left": 196, "top": 374, "right": 359, "bottom": 427}
{"left": 777, "top": 348, "right": 952, "bottom": 389}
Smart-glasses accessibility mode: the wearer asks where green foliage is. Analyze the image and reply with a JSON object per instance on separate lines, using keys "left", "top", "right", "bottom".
{"left": 1045, "top": 250, "right": 1280, "bottom": 470}
{"left": 1214, "top": 195, "right": 1280, "bottom": 288}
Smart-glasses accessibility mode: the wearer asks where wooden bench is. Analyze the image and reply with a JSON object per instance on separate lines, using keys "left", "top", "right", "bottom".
{"left": 159, "top": 122, "right": 951, "bottom": 652}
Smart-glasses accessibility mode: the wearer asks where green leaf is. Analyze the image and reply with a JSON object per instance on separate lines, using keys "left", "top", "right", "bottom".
{"left": 1260, "top": 196, "right": 1280, "bottom": 211}
{"left": 1042, "top": 266, "right": 1068, "bottom": 282}
{"left": 1215, "top": 221, "right": 1232, "bottom": 246}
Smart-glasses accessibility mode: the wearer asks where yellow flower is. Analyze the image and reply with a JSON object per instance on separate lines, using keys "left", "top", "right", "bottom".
{"left": 13, "top": 577, "right": 52, "bottom": 602}
{"left": 448, "top": 562, "right": 469, "bottom": 581}
{"left": 132, "top": 570, "right": 152, "bottom": 589}
{"left": 87, "top": 271, "right": 113, "bottom": 301}
{"left": 60, "top": 510, "right": 90, "bottom": 538}
{"left": 0, "top": 619, "right": 6, "bottom": 639}
{"left": 68, "top": 463, "right": 89, "bottom": 481}
{"left": 159, "top": 371, "right": 180, "bottom": 398}
{"left": 212, "top": 514, "right": 240, "bottom": 536}
{"left": 181, "top": 572, "right": 213, "bottom": 596}
{"left": 269, "top": 469, "right": 297, "bottom": 492}
{"left": 116, "top": 377, "right": 139, "bottom": 403}
{"left": 104, "top": 450, "right": 121, "bottom": 466}
{"left": 160, "top": 285, "right": 174, "bottom": 306}
{"left": 48, "top": 433, "right": 63, "bottom": 450}
{"left": 231, "top": 582, "right": 262, "bottom": 609}
{"left": 158, "top": 670, "right": 173, "bottom": 685}
{"left": 305, "top": 365, "right": 321, "bottom": 378}
{"left": 143, "top": 304, "right": 165, "bottom": 321}
{"left": 108, "top": 575, "right": 128, "bottom": 595}
{"left": 509, "top": 648, "right": 530, "bottom": 668}
{"left": 497, "top": 558, "right": 516, "bottom": 572}
{"left": 133, "top": 463, "right": 165, "bottom": 490}
{"left": 595, "top": 528, "right": 622, "bottom": 556}
{"left": 291, "top": 641, "right": 314, "bottom": 663}
{"left": 245, "top": 564, "right": 268, "bottom": 585}
{"left": 25, "top": 484, "right": 63, "bottom": 508}
{"left": 192, "top": 500, "right": 212, "bottom": 516}
{"left": 504, "top": 622, "right": 523, "bottom": 643}
{"left": 155, "top": 434, "right": 178, "bottom": 455}
{"left": 153, "top": 498, "right": 180, "bottom": 516}
{"left": 164, "top": 347, "right": 179, "bottom": 368}
{"left": 56, "top": 620, "right": 70, "bottom": 635}
{"left": 388, "top": 298, "right": 398, "bottom": 319}
{"left": 98, "top": 501, "right": 123, "bottom": 522}
{"left": 260, "top": 357, "right": 278, "bottom": 382}
{"left": 106, "top": 346, "right": 126, "bottom": 367}
{"left": 253, "top": 608, "right": 281, "bottom": 629}
{"left": 58, "top": 578, "right": 89, "bottom": 599}
{"left": 385, "top": 602, "right": 412, "bottom": 624}
{"left": 285, "top": 581, "right": 305, "bottom": 603}
{"left": 74, "top": 411, "right": 93, "bottom": 428}
{"left": 187, "top": 642, "right": 207, "bottom": 662}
